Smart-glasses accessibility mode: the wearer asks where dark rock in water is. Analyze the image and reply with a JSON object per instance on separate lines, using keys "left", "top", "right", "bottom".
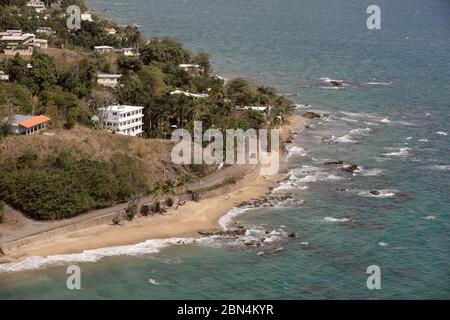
{"left": 370, "top": 190, "right": 381, "bottom": 196}
{"left": 244, "top": 240, "right": 262, "bottom": 247}
{"left": 302, "top": 112, "right": 321, "bottom": 120}
{"left": 342, "top": 164, "right": 360, "bottom": 173}
{"left": 288, "top": 232, "right": 297, "bottom": 238}
{"left": 330, "top": 80, "right": 343, "bottom": 87}
{"left": 198, "top": 227, "right": 247, "bottom": 237}
{"left": 336, "top": 188, "right": 351, "bottom": 192}
{"left": 304, "top": 125, "right": 311, "bottom": 129}
{"left": 198, "top": 229, "right": 225, "bottom": 236}
{"left": 324, "top": 160, "right": 344, "bottom": 165}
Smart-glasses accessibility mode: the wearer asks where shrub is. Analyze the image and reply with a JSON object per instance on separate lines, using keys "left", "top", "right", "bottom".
{"left": 0, "top": 151, "right": 148, "bottom": 220}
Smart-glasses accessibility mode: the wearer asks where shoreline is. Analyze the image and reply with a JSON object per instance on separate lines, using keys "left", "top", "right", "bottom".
{"left": 0, "top": 115, "right": 304, "bottom": 269}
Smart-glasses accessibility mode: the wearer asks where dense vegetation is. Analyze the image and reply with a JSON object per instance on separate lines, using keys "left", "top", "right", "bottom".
{"left": 0, "top": 149, "right": 149, "bottom": 220}
{"left": 0, "top": 1, "right": 295, "bottom": 220}
{"left": 0, "top": 1, "right": 294, "bottom": 137}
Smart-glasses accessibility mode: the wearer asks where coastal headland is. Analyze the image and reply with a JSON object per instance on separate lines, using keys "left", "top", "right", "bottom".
{"left": 0, "top": 115, "right": 304, "bottom": 265}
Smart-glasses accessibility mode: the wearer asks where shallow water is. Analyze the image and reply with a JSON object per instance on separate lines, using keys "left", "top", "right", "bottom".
{"left": 0, "top": 0, "right": 449, "bottom": 299}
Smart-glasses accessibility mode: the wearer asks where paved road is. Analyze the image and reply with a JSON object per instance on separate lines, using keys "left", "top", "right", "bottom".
{"left": 0, "top": 164, "right": 253, "bottom": 245}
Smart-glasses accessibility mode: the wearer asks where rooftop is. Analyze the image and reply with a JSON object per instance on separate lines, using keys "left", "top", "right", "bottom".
{"left": 93, "top": 45, "right": 115, "bottom": 50}
{"left": 11, "top": 115, "right": 51, "bottom": 128}
{"left": 170, "top": 90, "right": 209, "bottom": 99}
{"left": 97, "top": 73, "right": 122, "bottom": 79}
{"left": 99, "top": 105, "right": 144, "bottom": 113}
{"left": 0, "top": 32, "right": 35, "bottom": 41}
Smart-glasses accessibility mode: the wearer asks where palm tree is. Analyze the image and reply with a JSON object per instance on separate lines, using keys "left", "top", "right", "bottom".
{"left": 162, "top": 179, "right": 176, "bottom": 208}
{"left": 174, "top": 175, "right": 191, "bottom": 209}
{"left": 150, "top": 181, "right": 163, "bottom": 212}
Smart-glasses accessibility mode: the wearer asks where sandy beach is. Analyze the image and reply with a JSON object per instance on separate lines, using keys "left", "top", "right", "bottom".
{"left": 3, "top": 115, "right": 304, "bottom": 263}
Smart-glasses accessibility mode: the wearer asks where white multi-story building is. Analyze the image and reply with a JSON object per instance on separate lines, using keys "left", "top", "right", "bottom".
{"left": 26, "top": 0, "right": 46, "bottom": 13}
{"left": 0, "top": 30, "right": 35, "bottom": 56}
{"left": 97, "top": 73, "right": 122, "bottom": 88}
{"left": 93, "top": 45, "right": 115, "bottom": 54}
{"left": 0, "top": 71, "right": 9, "bottom": 81}
{"left": 81, "top": 13, "right": 94, "bottom": 22}
{"left": 93, "top": 105, "right": 144, "bottom": 137}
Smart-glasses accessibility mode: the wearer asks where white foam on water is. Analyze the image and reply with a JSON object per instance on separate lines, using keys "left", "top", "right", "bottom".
{"left": 287, "top": 146, "right": 307, "bottom": 158}
{"left": 339, "top": 117, "right": 360, "bottom": 123}
{"left": 378, "top": 242, "right": 388, "bottom": 247}
{"left": 218, "top": 207, "right": 251, "bottom": 229}
{"left": 334, "top": 135, "right": 356, "bottom": 143}
{"left": 272, "top": 181, "right": 295, "bottom": 192}
{"left": 354, "top": 168, "right": 384, "bottom": 177}
{"left": 0, "top": 238, "right": 195, "bottom": 273}
{"left": 418, "top": 138, "right": 429, "bottom": 142}
{"left": 436, "top": 131, "right": 448, "bottom": 136}
{"left": 380, "top": 117, "right": 391, "bottom": 123}
{"left": 428, "top": 165, "right": 450, "bottom": 172}
{"left": 323, "top": 217, "right": 350, "bottom": 223}
{"left": 358, "top": 189, "right": 399, "bottom": 198}
{"left": 298, "top": 173, "right": 344, "bottom": 183}
{"left": 364, "top": 81, "right": 391, "bottom": 86}
{"left": 320, "top": 77, "right": 343, "bottom": 83}
{"left": 383, "top": 147, "right": 411, "bottom": 157}
{"left": 340, "top": 111, "right": 384, "bottom": 121}
{"left": 350, "top": 128, "right": 372, "bottom": 135}
{"left": 423, "top": 216, "right": 436, "bottom": 220}
{"left": 272, "top": 180, "right": 309, "bottom": 192}
{"left": 148, "top": 279, "right": 159, "bottom": 285}
{"left": 295, "top": 103, "right": 311, "bottom": 109}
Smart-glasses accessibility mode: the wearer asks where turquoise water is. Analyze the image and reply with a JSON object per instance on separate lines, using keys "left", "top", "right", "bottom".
{"left": 0, "top": 0, "right": 449, "bottom": 299}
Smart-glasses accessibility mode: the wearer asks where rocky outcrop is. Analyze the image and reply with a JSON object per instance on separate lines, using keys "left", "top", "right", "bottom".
{"left": 198, "top": 227, "right": 247, "bottom": 237}
{"left": 244, "top": 239, "right": 264, "bottom": 247}
{"left": 369, "top": 190, "right": 381, "bottom": 196}
{"left": 324, "top": 160, "right": 344, "bottom": 165}
{"left": 342, "top": 164, "right": 360, "bottom": 173}
{"left": 302, "top": 112, "right": 321, "bottom": 120}
{"left": 330, "top": 80, "right": 343, "bottom": 87}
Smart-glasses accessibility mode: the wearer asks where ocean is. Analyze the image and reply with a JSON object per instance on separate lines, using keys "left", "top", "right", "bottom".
{"left": 0, "top": 0, "right": 449, "bottom": 299}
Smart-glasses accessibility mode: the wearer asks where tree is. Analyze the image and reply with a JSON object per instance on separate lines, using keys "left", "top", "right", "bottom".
{"left": 0, "top": 102, "right": 16, "bottom": 138}
{"left": 150, "top": 181, "right": 163, "bottom": 212}
{"left": 29, "top": 52, "right": 58, "bottom": 94}
{"left": 125, "top": 194, "right": 141, "bottom": 221}
{"left": 39, "top": 90, "right": 83, "bottom": 128}
{"left": 138, "top": 65, "right": 165, "bottom": 96}
{"left": 118, "top": 55, "right": 142, "bottom": 73}
{"left": 140, "top": 37, "right": 191, "bottom": 66}
{"left": 4, "top": 54, "right": 30, "bottom": 87}
{"left": 227, "top": 78, "right": 258, "bottom": 107}
{"left": 174, "top": 175, "right": 190, "bottom": 209}
{"left": 193, "top": 53, "right": 211, "bottom": 75}
{"left": 87, "top": 89, "right": 116, "bottom": 129}
{"left": 65, "top": 108, "right": 78, "bottom": 129}
{"left": 162, "top": 179, "right": 177, "bottom": 208}
{"left": 0, "top": 83, "right": 34, "bottom": 114}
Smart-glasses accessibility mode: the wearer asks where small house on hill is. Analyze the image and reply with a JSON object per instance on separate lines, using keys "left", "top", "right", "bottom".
{"left": 9, "top": 115, "right": 51, "bottom": 135}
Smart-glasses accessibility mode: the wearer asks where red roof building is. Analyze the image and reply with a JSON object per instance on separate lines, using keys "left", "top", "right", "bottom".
{"left": 10, "top": 115, "right": 51, "bottom": 135}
